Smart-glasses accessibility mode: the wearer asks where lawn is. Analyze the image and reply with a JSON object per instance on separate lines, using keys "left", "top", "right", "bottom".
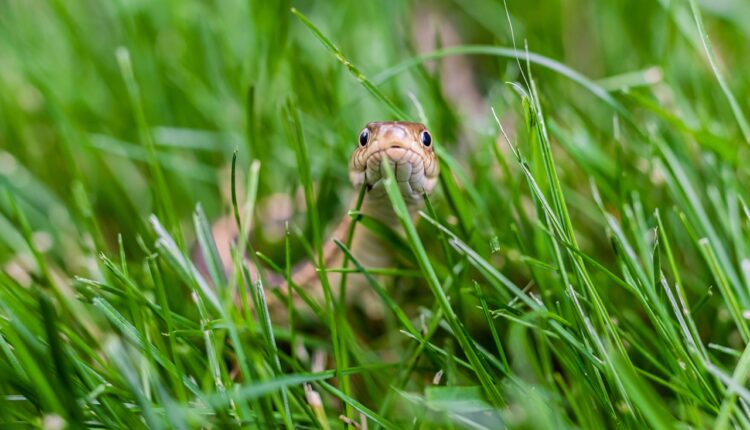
{"left": 1, "top": 0, "right": 750, "bottom": 428}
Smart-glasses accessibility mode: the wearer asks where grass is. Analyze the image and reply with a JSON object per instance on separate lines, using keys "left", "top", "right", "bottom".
{"left": 1, "top": 0, "right": 750, "bottom": 428}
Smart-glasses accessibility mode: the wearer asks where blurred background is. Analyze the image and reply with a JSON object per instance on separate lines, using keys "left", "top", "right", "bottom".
{"left": 3, "top": 0, "right": 748, "bottom": 268}
{"left": 2, "top": 0, "right": 750, "bottom": 427}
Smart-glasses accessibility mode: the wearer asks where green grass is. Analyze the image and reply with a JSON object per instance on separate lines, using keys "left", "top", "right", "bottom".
{"left": 2, "top": 0, "right": 750, "bottom": 428}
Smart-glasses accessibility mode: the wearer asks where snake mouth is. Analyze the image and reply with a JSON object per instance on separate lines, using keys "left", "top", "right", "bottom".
{"left": 357, "top": 146, "right": 430, "bottom": 198}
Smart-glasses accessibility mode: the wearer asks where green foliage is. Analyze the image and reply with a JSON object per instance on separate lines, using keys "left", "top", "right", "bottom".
{"left": 1, "top": 0, "right": 750, "bottom": 428}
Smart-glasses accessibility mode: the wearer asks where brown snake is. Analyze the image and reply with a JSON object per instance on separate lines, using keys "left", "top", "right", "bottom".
{"left": 209, "top": 121, "right": 440, "bottom": 314}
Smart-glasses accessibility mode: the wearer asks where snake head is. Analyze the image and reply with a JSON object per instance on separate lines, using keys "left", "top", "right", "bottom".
{"left": 349, "top": 121, "right": 440, "bottom": 207}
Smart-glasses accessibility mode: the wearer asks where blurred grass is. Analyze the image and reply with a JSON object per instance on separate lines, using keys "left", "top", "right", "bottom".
{"left": 2, "top": 0, "right": 750, "bottom": 428}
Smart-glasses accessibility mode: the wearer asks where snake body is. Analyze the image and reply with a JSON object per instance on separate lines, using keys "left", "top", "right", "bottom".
{"left": 207, "top": 121, "right": 439, "bottom": 313}
{"left": 286, "top": 121, "right": 439, "bottom": 295}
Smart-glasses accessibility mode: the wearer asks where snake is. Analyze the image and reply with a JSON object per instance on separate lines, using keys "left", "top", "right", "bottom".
{"left": 205, "top": 121, "right": 440, "bottom": 314}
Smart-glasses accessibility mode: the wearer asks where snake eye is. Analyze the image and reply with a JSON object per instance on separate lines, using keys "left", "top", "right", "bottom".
{"left": 358, "top": 129, "right": 369, "bottom": 146}
{"left": 420, "top": 130, "right": 432, "bottom": 147}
